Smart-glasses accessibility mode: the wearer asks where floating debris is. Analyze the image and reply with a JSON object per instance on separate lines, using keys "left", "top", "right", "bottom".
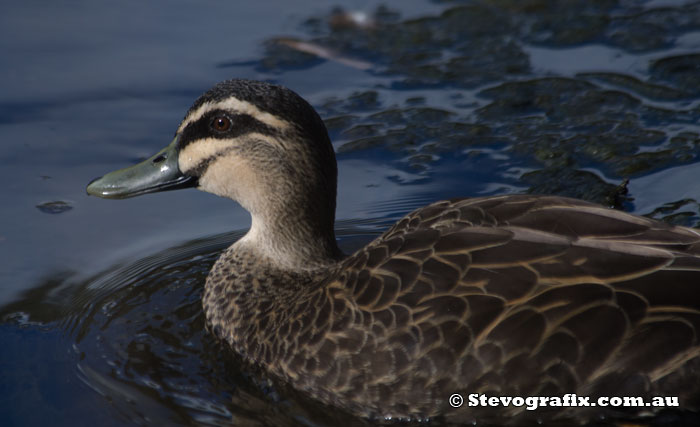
{"left": 36, "top": 200, "right": 73, "bottom": 214}
{"left": 270, "top": 37, "right": 373, "bottom": 70}
{"left": 328, "top": 8, "right": 376, "bottom": 31}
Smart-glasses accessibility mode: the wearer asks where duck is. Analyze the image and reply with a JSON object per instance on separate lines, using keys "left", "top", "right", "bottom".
{"left": 87, "top": 79, "right": 700, "bottom": 424}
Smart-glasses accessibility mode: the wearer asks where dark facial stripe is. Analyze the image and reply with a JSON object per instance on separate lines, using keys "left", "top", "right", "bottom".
{"left": 178, "top": 110, "right": 282, "bottom": 151}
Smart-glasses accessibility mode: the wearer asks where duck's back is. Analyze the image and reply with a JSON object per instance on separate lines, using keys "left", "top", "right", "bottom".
{"left": 275, "top": 195, "right": 700, "bottom": 422}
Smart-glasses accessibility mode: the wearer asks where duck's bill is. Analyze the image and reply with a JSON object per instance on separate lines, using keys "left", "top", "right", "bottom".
{"left": 86, "top": 136, "right": 198, "bottom": 199}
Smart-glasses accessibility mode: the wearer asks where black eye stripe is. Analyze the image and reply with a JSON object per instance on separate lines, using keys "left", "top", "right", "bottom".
{"left": 178, "top": 111, "right": 281, "bottom": 149}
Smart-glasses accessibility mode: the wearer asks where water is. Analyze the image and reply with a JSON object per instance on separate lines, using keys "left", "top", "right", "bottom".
{"left": 1, "top": 0, "right": 700, "bottom": 425}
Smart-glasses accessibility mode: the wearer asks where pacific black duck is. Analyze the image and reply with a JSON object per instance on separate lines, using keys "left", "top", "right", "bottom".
{"left": 87, "top": 79, "right": 700, "bottom": 424}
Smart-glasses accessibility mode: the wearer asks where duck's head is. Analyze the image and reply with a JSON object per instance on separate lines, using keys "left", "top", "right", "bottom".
{"left": 88, "top": 79, "right": 341, "bottom": 265}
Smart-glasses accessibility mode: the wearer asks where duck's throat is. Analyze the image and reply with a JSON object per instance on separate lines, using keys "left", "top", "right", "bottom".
{"left": 240, "top": 213, "right": 343, "bottom": 270}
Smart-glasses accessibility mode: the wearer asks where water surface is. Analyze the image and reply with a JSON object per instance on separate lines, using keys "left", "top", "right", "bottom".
{"left": 2, "top": 0, "right": 700, "bottom": 425}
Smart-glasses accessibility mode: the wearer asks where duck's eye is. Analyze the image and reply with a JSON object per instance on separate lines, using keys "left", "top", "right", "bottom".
{"left": 212, "top": 116, "right": 231, "bottom": 132}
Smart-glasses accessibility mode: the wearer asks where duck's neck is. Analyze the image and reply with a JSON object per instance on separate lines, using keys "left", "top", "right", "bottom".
{"left": 236, "top": 210, "right": 343, "bottom": 270}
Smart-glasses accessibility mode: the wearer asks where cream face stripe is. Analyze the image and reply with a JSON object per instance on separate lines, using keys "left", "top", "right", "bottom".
{"left": 178, "top": 133, "right": 287, "bottom": 174}
{"left": 178, "top": 98, "right": 292, "bottom": 134}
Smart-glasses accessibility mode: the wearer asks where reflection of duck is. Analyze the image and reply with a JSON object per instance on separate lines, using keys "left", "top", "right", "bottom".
{"left": 87, "top": 79, "right": 700, "bottom": 423}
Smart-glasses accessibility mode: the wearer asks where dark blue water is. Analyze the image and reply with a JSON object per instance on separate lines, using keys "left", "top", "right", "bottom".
{"left": 2, "top": 0, "right": 700, "bottom": 425}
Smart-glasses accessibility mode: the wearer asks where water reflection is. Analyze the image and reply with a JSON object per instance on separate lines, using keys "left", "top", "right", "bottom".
{"left": 252, "top": 1, "right": 700, "bottom": 219}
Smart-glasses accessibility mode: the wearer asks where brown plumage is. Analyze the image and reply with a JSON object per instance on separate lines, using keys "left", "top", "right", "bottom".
{"left": 87, "top": 80, "right": 700, "bottom": 424}
{"left": 203, "top": 194, "right": 700, "bottom": 423}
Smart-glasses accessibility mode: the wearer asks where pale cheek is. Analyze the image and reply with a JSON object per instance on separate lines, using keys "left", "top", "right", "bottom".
{"left": 200, "top": 157, "right": 265, "bottom": 213}
{"left": 178, "top": 138, "right": 231, "bottom": 173}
